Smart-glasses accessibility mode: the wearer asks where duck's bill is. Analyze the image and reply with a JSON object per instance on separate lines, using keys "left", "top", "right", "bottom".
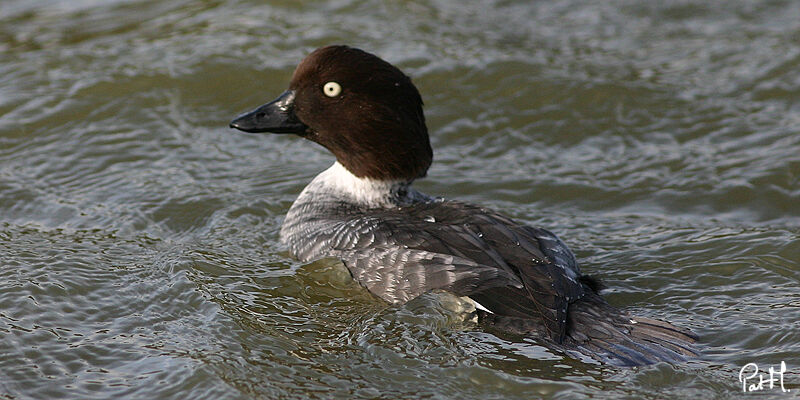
{"left": 229, "top": 90, "right": 308, "bottom": 134}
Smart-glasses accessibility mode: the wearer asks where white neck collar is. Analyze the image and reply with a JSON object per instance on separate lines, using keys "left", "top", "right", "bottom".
{"left": 303, "top": 162, "right": 424, "bottom": 208}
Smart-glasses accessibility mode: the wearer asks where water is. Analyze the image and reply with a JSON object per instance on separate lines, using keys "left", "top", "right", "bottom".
{"left": 1, "top": 0, "right": 799, "bottom": 398}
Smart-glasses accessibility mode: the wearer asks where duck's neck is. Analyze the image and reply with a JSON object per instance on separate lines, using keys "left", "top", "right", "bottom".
{"left": 300, "top": 162, "right": 428, "bottom": 208}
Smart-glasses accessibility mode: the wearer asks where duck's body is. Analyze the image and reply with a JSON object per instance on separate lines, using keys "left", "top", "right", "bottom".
{"left": 230, "top": 45, "right": 697, "bottom": 366}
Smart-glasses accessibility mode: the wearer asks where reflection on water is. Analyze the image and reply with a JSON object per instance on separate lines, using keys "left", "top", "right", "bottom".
{"left": 1, "top": 0, "right": 799, "bottom": 398}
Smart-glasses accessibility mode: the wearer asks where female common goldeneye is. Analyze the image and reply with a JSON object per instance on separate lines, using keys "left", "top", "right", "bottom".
{"left": 230, "top": 45, "right": 697, "bottom": 366}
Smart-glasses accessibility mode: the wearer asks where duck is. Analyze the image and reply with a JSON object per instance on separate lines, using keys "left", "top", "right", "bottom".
{"left": 229, "top": 45, "right": 697, "bottom": 366}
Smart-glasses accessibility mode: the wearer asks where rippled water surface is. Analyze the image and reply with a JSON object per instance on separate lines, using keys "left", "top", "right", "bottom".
{"left": 2, "top": 0, "right": 799, "bottom": 398}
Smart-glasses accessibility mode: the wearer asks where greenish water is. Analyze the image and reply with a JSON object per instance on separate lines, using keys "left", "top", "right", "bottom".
{"left": 1, "top": 0, "right": 799, "bottom": 398}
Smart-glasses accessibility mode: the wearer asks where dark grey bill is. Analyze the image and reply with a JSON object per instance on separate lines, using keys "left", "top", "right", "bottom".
{"left": 229, "top": 90, "right": 308, "bottom": 134}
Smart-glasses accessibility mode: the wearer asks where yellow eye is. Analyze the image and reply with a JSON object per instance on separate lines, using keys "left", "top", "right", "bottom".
{"left": 323, "top": 81, "right": 341, "bottom": 97}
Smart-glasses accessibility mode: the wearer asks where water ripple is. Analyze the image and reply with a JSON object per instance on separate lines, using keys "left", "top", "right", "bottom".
{"left": 2, "top": 0, "right": 799, "bottom": 398}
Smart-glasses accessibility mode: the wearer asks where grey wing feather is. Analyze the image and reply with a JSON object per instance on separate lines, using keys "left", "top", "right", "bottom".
{"left": 283, "top": 198, "right": 585, "bottom": 341}
{"left": 284, "top": 203, "right": 523, "bottom": 303}
{"left": 333, "top": 246, "right": 518, "bottom": 304}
